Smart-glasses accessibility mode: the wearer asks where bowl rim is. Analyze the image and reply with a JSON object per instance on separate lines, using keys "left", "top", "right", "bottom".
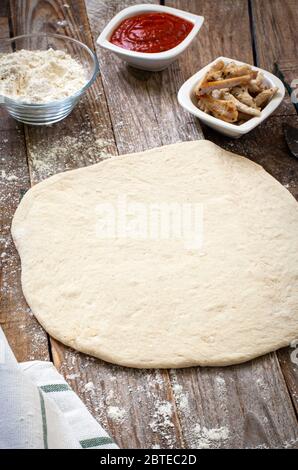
{"left": 0, "top": 33, "right": 99, "bottom": 107}
{"left": 177, "top": 56, "right": 285, "bottom": 135}
{"left": 97, "top": 4, "right": 204, "bottom": 61}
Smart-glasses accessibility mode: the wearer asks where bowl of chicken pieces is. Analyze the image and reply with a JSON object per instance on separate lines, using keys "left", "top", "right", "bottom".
{"left": 178, "top": 57, "right": 285, "bottom": 138}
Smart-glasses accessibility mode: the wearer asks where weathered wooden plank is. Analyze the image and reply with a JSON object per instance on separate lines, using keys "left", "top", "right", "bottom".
{"left": 251, "top": 0, "right": 298, "bottom": 116}
{"left": 52, "top": 338, "right": 184, "bottom": 449}
{"left": 250, "top": 0, "right": 298, "bottom": 415}
{"left": 0, "top": 9, "right": 50, "bottom": 362}
{"left": 5, "top": 0, "right": 298, "bottom": 449}
{"left": 168, "top": 0, "right": 253, "bottom": 72}
{"left": 251, "top": 0, "right": 298, "bottom": 75}
{"left": 278, "top": 347, "right": 298, "bottom": 416}
{"left": 170, "top": 353, "right": 298, "bottom": 449}
{"left": 163, "top": 0, "right": 298, "bottom": 448}
{"left": 9, "top": 0, "right": 183, "bottom": 448}
{"left": 0, "top": 0, "right": 9, "bottom": 17}
{"left": 0, "top": 17, "right": 9, "bottom": 36}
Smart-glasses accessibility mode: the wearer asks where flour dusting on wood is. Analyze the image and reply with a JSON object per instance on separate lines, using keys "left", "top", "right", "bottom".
{"left": 149, "top": 400, "right": 175, "bottom": 447}
{"left": 193, "top": 423, "right": 230, "bottom": 449}
{"left": 29, "top": 132, "right": 115, "bottom": 179}
{"left": 107, "top": 406, "right": 126, "bottom": 424}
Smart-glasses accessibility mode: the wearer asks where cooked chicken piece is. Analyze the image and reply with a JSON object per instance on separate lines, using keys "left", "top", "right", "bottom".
{"left": 211, "top": 88, "right": 230, "bottom": 99}
{"left": 199, "top": 95, "right": 238, "bottom": 123}
{"left": 195, "top": 62, "right": 225, "bottom": 93}
{"left": 211, "top": 89, "right": 223, "bottom": 99}
{"left": 211, "top": 60, "right": 225, "bottom": 72}
{"left": 223, "top": 92, "right": 261, "bottom": 117}
{"left": 248, "top": 72, "right": 265, "bottom": 94}
{"left": 196, "top": 73, "right": 257, "bottom": 96}
{"left": 223, "top": 62, "right": 253, "bottom": 78}
{"left": 254, "top": 87, "right": 278, "bottom": 108}
{"left": 197, "top": 99, "right": 211, "bottom": 114}
{"left": 194, "top": 72, "right": 209, "bottom": 96}
{"left": 206, "top": 60, "right": 225, "bottom": 81}
{"left": 231, "top": 86, "right": 257, "bottom": 108}
{"left": 206, "top": 70, "right": 223, "bottom": 81}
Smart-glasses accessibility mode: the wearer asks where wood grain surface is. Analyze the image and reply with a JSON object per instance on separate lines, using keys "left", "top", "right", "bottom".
{"left": 166, "top": 0, "right": 298, "bottom": 449}
{"left": 0, "top": 0, "right": 297, "bottom": 449}
{"left": 252, "top": 0, "right": 298, "bottom": 117}
{"left": 8, "top": 0, "right": 184, "bottom": 449}
{"left": 251, "top": 0, "right": 298, "bottom": 419}
{"left": 0, "top": 9, "right": 50, "bottom": 362}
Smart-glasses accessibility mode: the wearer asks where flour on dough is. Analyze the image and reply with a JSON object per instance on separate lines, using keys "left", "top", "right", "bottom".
{"left": 12, "top": 141, "right": 298, "bottom": 368}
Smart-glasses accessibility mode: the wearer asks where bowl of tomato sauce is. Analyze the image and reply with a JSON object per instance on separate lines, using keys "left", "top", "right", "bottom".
{"left": 97, "top": 4, "right": 204, "bottom": 72}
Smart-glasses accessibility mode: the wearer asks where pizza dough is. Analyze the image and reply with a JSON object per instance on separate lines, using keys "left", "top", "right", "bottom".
{"left": 12, "top": 141, "right": 298, "bottom": 368}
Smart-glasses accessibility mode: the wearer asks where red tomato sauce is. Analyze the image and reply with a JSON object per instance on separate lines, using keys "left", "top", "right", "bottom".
{"left": 109, "top": 12, "right": 194, "bottom": 53}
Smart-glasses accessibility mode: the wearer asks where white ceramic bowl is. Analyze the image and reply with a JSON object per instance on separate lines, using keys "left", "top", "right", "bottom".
{"left": 178, "top": 56, "right": 285, "bottom": 138}
{"left": 97, "top": 4, "right": 204, "bottom": 72}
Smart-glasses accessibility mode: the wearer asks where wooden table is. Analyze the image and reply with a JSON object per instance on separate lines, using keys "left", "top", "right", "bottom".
{"left": 1, "top": 0, "right": 298, "bottom": 449}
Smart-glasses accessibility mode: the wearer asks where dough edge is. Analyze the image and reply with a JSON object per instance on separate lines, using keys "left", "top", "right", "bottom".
{"left": 11, "top": 140, "right": 298, "bottom": 369}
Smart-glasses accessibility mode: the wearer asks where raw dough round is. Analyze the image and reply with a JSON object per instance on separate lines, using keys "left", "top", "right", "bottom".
{"left": 12, "top": 141, "right": 298, "bottom": 368}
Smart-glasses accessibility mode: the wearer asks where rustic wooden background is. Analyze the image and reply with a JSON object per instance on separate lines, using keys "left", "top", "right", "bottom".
{"left": 0, "top": 0, "right": 298, "bottom": 449}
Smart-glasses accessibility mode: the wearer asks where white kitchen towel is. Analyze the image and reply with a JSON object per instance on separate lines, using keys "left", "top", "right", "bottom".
{"left": 0, "top": 327, "right": 118, "bottom": 449}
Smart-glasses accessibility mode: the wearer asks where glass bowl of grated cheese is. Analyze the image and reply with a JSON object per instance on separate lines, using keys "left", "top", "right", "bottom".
{"left": 0, "top": 33, "right": 99, "bottom": 125}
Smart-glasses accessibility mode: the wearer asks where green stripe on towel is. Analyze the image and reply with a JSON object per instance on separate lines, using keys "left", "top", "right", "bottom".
{"left": 80, "top": 437, "right": 115, "bottom": 448}
{"left": 40, "top": 383, "right": 71, "bottom": 393}
{"left": 38, "top": 389, "right": 48, "bottom": 449}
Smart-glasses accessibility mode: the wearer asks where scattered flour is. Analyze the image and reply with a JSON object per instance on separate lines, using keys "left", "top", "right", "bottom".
{"left": 149, "top": 400, "right": 175, "bottom": 447}
{"left": 29, "top": 133, "right": 115, "bottom": 178}
{"left": 0, "top": 49, "right": 87, "bottom": 103}
{"left": 84, "top": 381, "right": 95, "bottom": 394}
{"left": 215, "top": 376, "right": 226, "bottom": 386}
{"left": 193, "top": 424, "right": 230, "bottom": 449}
{"left": 107, "top": 406, "right": 126, "bottom": 424}
{"left": 65, "top": 373, "right": 80, "bottom": 380}
{"left": 1, "top": 170, "right": 18, "bottom": 181}
{"left": 215, "top": 376, "right": 227, "bottom": 398}
{"left": 106, "top": 390, "right": 115, "bottom": 404}
{"left": 172, "top": 383, "right": 189, "bottom": 411}
{"left": 254, "top": 443, "right": 269, "bottom": 449}
{"left": 150, "top": 401, "right": 173, "bottom": 431}
{"left": 7, "top": 175, "right": 18, "bottom": 181}
{"left": 283, "top": 437, "right": 298, "bottom": 449}
{"left": 57, "top": 20, "right": 68, "bottom": 27}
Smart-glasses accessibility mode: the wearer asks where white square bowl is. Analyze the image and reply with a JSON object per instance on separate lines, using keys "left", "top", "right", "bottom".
{"left": 97, "top": 4, "right": 204, "bottom": 72}
{"left": 178, "top": 56, "right": 285, "bottom": 138}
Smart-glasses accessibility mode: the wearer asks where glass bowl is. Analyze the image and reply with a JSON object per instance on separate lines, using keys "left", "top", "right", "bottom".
{"left": 0, "top": 33, "right": 99, "bottom": 125}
